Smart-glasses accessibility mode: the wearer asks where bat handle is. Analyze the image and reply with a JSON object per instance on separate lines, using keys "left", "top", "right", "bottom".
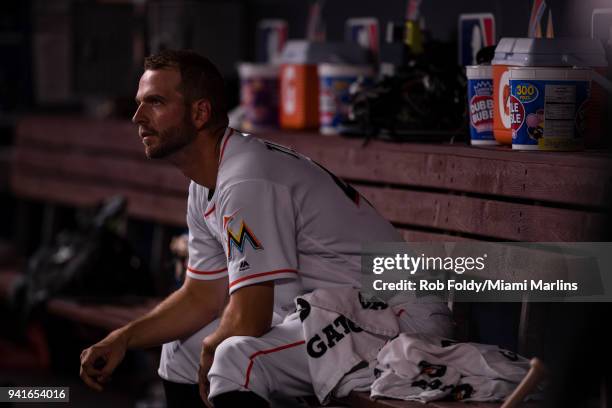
{"left": 501, "top": 357, "right": 547, "bottom": 408}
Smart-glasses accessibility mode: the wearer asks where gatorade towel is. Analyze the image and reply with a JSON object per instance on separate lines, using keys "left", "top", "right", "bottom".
{"left": 510, "top": 67, "right": 590, "bottom": 151}
{"left": 466, "top": 66, "right": 495, "bottom": 145}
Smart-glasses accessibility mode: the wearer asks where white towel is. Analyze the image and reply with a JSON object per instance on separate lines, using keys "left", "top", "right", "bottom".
{"left": 295, "top": 287, "right": 399, "bottom": 403}
{"left": 371, "top": 333, "right": 530, "bottom": 402}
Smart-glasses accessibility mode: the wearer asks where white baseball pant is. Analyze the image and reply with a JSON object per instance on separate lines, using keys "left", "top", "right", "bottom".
{"left": 159, "top": 312, "right": 312, "bottom": 402}
{"left": 159, "top": 304, "right": 453, "bottom": 403}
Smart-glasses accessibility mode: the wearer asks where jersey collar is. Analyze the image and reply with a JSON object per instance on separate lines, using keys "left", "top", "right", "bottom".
{"left": 218, "top": 127, "right": 234, "bottom": 165}
{"left": 206, "top": 127, "right": 234, "bottom": 205}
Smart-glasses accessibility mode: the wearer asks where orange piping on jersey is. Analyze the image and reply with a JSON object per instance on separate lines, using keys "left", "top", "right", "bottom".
{"left": 244, "top": 340, "right": 306, "bottom": 388}
{"left": 229, "top": 269, "right": 298, "bottom": 288}
{"left": 218, "top": 128, "right": 234, "bottom": 164}
{"left": 204, "top": 204, "right": 216, "bottom": 217}
{"left": 222, "top": 208, "right": 241, "bottom": 230}
{"left": 187, "top": 266, "right": 228, "bottom": 275}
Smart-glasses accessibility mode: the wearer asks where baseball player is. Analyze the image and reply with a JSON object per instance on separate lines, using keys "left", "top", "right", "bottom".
{"left": 78, "top": 49, "right": 430, "bottom": 407}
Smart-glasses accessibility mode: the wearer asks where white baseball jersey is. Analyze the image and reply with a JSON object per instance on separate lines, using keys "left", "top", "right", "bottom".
{"left": 185, "top": 127, "right": 402, "bottom": 307}
{"left": 159, "top": 127, "right": 403, "bottom": 385}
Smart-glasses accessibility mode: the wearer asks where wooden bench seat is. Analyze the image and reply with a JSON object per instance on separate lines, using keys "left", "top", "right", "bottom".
{"left": 8, "top": 115, "right": 611, "bottom": 407}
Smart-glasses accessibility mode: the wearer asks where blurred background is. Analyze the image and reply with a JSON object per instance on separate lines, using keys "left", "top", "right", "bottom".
{"left": 0, "top": 0, "right": 609, "bottom": 119}
{"left": 0, "top": 0, "right": 611, "bottom": 407}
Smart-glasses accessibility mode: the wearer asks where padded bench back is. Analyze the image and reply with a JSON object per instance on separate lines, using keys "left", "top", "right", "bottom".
{"left": 11, "top": 117, "right": 611, "bottom": 356}
{"left": 12, "top": 116, "right": 189, "bottom": 226}
{"left": 13, "top": 118, "right": 611, "bottom": 240}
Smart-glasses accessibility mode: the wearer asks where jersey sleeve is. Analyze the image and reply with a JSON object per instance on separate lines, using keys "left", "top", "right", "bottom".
{"left": 185, "top": 183, "right": 228, "bottom": 281}
{"left": 217, "top": 180, "right": 298, "bottom": 294}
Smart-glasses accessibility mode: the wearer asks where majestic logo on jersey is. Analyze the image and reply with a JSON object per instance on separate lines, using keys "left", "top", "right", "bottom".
{"left": 227, "top": 221, "right": 263, "bottom": 259}
{"left": 238, "top": 260, "right": 251, "bottom": 271}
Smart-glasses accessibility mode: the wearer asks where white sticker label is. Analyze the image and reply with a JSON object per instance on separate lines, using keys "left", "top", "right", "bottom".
{"left": 543, "top": 119, "right": 574, "bottom": 138}
{"left": 545, "top": 84, "right": 576, "bottom": 103}
{"left": 544, "top": 103, "right": 575, "bottom": 120}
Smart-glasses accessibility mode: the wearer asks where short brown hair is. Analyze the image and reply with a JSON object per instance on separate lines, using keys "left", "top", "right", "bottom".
{"left": 144, "top": 49, "right": 228, "bottom": 129}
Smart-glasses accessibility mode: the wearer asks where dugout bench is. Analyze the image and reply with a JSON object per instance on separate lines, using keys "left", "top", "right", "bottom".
{"left": 2, "top": 115, "right": 612, "bottom": 407}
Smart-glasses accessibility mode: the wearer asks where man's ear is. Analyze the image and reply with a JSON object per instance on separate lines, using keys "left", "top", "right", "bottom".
{"left": 192, "top": 99, "right": 211, "bottom": 129}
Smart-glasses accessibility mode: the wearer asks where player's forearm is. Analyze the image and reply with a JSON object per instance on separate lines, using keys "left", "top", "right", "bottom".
{"left": 203, "top": 293, "right": 273, "bottom": 354}
{"left": 203, "top": 311, "right": 270, "bottom": 354}
{"left": 115, "top": 286, "right": 221, "bottom": 349}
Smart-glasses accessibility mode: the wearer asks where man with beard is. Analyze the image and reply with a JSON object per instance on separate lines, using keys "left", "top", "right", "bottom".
{"left": 79, "top": 50, "right": 447, "bottom": 407}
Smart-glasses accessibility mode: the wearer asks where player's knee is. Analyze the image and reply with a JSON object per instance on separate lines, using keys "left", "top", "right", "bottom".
{"left": 209, "top": 336, "right": 274, "bottom": 399}
{"left": 210, "top": 336, "right": 254, "bottom": 378}
{"left": 215, "top": 335, "right": 253, "bottom": 359}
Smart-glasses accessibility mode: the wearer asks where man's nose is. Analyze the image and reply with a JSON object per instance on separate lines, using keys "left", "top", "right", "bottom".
{"left": 132, "top": 104, "right": 147, "bottom": 125}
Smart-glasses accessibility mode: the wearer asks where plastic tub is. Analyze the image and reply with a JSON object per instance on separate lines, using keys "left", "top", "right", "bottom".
{"left": 238, "top": 63, "right": 279, "bottom": 131}
{"left": 317, "top": 64, "right": 374, "bottom": 135}
{"left": 466, "top": 65, "right": 496, "bottom": 145}
{"left": 509, "top": 67, "right": 591, "bottom": 151}
{"left": 492, "top": 38, "right": 606, "bottom": 146}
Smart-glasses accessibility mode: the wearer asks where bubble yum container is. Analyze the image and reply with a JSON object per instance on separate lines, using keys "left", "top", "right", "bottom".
{"left": 492, "top": 38, "right": 606, "bottom": 147}
{"left": 509, "top": 67, "right": 591, "bottom": 151}
{"left": 466, "top": 65, "right": 496, "bottom": 145}
{"left": 317, "top": 64, "right": 373, "bottom": 135}
{"left": 238, "top": 63, "right": 279, "bottom": 131}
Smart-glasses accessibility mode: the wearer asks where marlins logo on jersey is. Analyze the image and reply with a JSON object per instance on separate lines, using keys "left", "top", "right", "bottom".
{"left": 226, "top": 220, "right": 263, "bottom": 259}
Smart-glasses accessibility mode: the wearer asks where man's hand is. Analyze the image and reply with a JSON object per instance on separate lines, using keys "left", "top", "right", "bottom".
{"left": 78, "top": 277, "right": 227, "bottom": 394}
{"left": 80, "top": 330, "right": 128, "bottom": 391}
{"left": 198, "top": 341, "right": 215, "bottom": 407}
